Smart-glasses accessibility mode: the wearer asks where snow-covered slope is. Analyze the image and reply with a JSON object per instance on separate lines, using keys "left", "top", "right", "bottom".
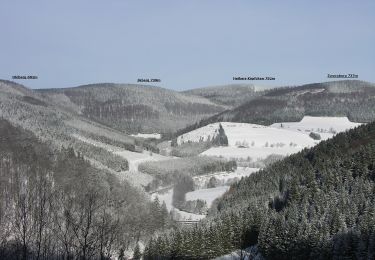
{"left": 202, "top": 146, "right": 301, "bottom": 161}
{"left": 151, "top": 188, "right": 206, "bottom": 221}
{"left": 73, "top": 134, "right": 172, "bottom": 186}
{"left": 193, "top": 167, "right": 259, "bottom": 188}
{"left": 270, "top": 116, "right": 361, "bottom": 140}
{"left": 177, "top": 117, "right": 361, "bottom": 160}
{"left": 186, "top": 186, "right": 229, "bottom": 208}
{"left": 178, "top": 122, "right": 314, "bottom": 147}
{"left": 131, "top": 133, "right": 161, "bottom": 139}
{"left": 178, "top": 122, "right": 315, "bottom": 160}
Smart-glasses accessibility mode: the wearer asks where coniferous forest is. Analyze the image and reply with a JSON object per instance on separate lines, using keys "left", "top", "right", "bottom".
{"left": 145, "top": 122, "right": 375, "bottom": 259}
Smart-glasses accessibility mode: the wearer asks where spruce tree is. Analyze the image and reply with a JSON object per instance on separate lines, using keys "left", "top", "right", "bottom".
{"left": 133, "top": 243, "right": 142, "bottom": 260}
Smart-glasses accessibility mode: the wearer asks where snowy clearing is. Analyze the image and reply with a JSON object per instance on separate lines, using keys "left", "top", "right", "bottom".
{"left": 178, "top": 121, "right": 313, "bottom": 147}
{"left": 151, "top": 188, "right": 206, "bottom": 221}
{"left": 152, "top": 168, "right": 258, "bottom": 220}
{"left": 186, "top": 186, "right": 229, "bottom": 208}
{"left": 113, "top": 149, "right": 171, "bottom": 171}
{"left": 131, "top": 133, "right": 161, "bottom": 139}
{"left": 202, "top": 146, "right": 303, "bottom": 161}
{"left": 270, "top": 116, "right": 361, "bottom": 140}
{"left": 214, "top": 246, "right": 264, "bottom": 260}
{"left": 193, "top": 167, "right": 259, "bottom": 188}
{"left": 178, "top": 117, "right": 360, "bottom": 160}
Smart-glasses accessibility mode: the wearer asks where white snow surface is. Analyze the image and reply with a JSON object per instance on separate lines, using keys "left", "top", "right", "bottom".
{"left": 178, "top": 121, "right": 314, "bottom": 148}
{"left": 131, "top": 133, "right": 161, "bottom": 139}
{"left": 202, "top": 146, "right": 303, "bottom": 161}
{"left": 193, "top": 167, "right": 259, "bottom": 188}
{"left": 151, "top": 167, "right": 258, "bottom": 221}
{"left": 270, "top": 116, "right": 361, "bottom": 140}
{"left": 214, "top": 245, "right": 264, "bottom": 260}
{"left": 113, "top": 149, "right": 170, "bottom": 172}
{"left": 151, "top": 188, "right": 206, "bottom": 221}
{"left": 178, "top": 117, "right": 360, "bottom": 160}
{"left": 186, "top": 186, "right": 229, "bottom": 208}
{"left": 196, "top": 122, "right": 316, "bottom": 160}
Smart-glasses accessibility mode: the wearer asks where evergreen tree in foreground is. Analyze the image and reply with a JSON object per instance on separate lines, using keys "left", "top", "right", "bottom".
{"left": 133, "top": 243, "right": 142, "bottom": 260}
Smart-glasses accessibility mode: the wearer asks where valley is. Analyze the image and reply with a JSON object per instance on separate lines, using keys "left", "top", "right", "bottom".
{"left": 0, "top": 79, "right": 374, "bottom": 259}
{"left": 2, "top": 1, "right": 373, "bottom": 258}
{"left": 150, "top": 116, "right": 361, "bottom": 222}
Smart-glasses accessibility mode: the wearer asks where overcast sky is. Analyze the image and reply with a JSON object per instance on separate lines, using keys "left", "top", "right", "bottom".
{"left": 1, "top": 0, "right": 374, "bottom": 90}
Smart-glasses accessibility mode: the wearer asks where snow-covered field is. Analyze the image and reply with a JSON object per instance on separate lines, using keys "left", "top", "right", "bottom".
{"left": 113, "top": 149, "right": 170, "bottom": 171}
{"left": 217, "top": 123, "right": 315, "bottom": 148}
{"left": 131, "top": 133, "right": 161, "bottom": 139}
{"left": 186, "top": 186, "right": 229, "bottom": 208}
{"left": 178, "top": 121, "right": 316, "bottom": 149}
{"left": 178, "top": 117, "right": 361, "bottom": 160}
{"left": 152, "top": 167, "right": 257, "bottom": 220}
{"left": 151, "top": 188, "right": 206, "bottom": 221}
{"left": 270, "top": 116, "right": 361, "bottom": 140}
{"left": 181, "top": 121, "right": 315, "bottom": 160}
{"left": 202, "top": 146, "right": 302, "bottom": 161}
{"left": 193, "top": 167, "right": 259, "bottom": 188}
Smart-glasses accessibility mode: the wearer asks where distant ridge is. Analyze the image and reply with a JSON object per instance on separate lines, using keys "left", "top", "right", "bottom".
{"left": 37, "top": 83, "right": 227, "bottom": 133}
{"left": 173, "top": 80, "right": 375, "bottom": 138}
{"left": 183, "top": 84, "right": 260, "bottom": 106}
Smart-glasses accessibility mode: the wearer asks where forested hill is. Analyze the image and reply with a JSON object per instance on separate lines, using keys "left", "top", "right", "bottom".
{"left": 0, "top": 119, "right": 170, "bottom": 259}
{"left": 173, "top": 80, "right": 375, "bottom": 138}
{"left": 145, "top": 121, "right": 375, "bottom": 259}
{"left": 37, "top": 83, "right": 226, "bottom": 133}
{"left": 182, "top": 84, "right": 260, "bottom": 107}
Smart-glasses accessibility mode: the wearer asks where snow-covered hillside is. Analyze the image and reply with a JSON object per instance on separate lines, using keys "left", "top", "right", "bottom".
{"left": 72, "top": 134, "right": 172, "bottom": 186}
{"left": 131, "top": 133, "right": 161, "bottom": 139}
{"left": 178, "top": 117, "right": 361, "bottom": 160}
{"left": 193, "top": 167, "right": 259, "bottom": 187}
{"left": 113, "top": 149, "right": 170, "bottom": 171}
{"left": 178, "top": 122, "right": 315, "bottom": 147}
{"left": 202, "top": 146, "right": 301, "bottom": 161}
{"left": 151, "top": 188, "right": 206, "bottom": 221}
{"left": 186, "top": 186, "right": 229, "bottom": 208}
{"left": 178, "top": 122, "right": 315, "bottom": 160}
{"left": 270, "top": 116, "right": 361, "bottom": 140}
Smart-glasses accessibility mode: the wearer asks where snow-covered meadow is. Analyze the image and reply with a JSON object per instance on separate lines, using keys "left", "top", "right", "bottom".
{"left": 151, "top": 188, "right": 206, "bottom": 221}
{"left": 131, "top": 133, "right": 161, "bottom": 139}
{"left": 178, "top": 116, "right": 361, "bottom": 160}
{"left": 151, "top": 167, "right": 258, "bottom": 220}
{"left": 193, "top": 167, "right": 259, "bottom": 188}
{"left": 185, "top": 186, "right": 229, "bottom": 208}
{"left": 269, "top": 116, "right": 362, "bottom": 140}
